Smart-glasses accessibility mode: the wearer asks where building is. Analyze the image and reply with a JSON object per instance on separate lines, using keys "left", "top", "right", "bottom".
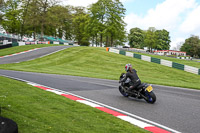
{"left": 154, "top": 50, "right": 186, "bottom": 56}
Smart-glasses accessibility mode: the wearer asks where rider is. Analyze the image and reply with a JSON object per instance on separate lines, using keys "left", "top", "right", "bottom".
{"left": 120, "top": 64, "right": 141, "bottom": 91}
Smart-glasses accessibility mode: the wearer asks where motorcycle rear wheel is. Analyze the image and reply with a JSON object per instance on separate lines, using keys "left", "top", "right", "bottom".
{"left": 119, "top": 86, "right": 129, "bottom": 97}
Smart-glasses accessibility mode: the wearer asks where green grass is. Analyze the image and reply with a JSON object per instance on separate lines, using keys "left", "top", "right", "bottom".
{"left": 130, "top": 51, "right": 200, "bottom": 68}
{"left": 0, "top": 76, "right": 148, "bottom": 133}
{"left": 0, "top": 46, "right": 199, "bottom": 89}
{"left": 0, "top": 44, "right": 63, "bottom": 56}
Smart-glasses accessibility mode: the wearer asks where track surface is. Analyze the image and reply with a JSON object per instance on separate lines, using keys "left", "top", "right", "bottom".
{"left": 0, "top": 46, "right": 200, "bottom": 133}
{"left": 0, "top": 46, "right": 72, "bottom": 64}
{"left": 0, "top": 69, "right": 200, "bottom": 133}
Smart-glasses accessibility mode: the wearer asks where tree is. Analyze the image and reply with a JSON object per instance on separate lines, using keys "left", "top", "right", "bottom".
{"left": 0, "top": 0, "right": 4, "bottom": 11}
{"left": 155, "top": 29, "right": 170, "bottom": 50}
{"left": 0, "top": 0, "right": 5, "bottom": 23}
{"left": 62, "top": 6, "right": 73, "bottom": 40}
{"left": 19, "top": 0, "right": 32, "bottom": 39}
{"left": 72, "top": 7, "right": 90, "bottom": 46}
{"left": 38, "top": 0, "right": 59, "bottom": 39}
{"left": 1, "top": 0, "right": 21, "bottom": 34}
{"left": 0, "top": 0, "right": 4, "bottom": 6}
{"left": 88, "top": 0, "right": 126, "bottom": 47}
{"left": 1, "top": 0, "right": 126, "bottom": 45}
{"left": 128, "top": 27, "right": 144, "bottom": 48}
{"left": 85, "top": 15, "right": 100, "bottom": 46}
{"left": 88, "top": 0, "right": 107, "bottom": 47}
{"left": 144, "top": 27, "right": 156, "bottom": 52}
{"left": 23, "top": 0, "right": 59, "bottom": 39}
{"left": 180, "top": 35, "right": 200, "bottom": 58}
{"left": 105, "top": 0, "right": 126, "bottom": 47}
{"left": 46, "top": 5, "right": 72, "bottom": 39}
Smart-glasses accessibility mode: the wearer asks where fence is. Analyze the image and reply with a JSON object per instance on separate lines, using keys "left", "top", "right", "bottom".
{"left": 10, "top": 41, "right": 76, "bottom": 47}
{"left": 176, "top": 57, "right": 192, "bottom": 60}
{"left": 107, "top": 48, "right": 200, "bottom": 75}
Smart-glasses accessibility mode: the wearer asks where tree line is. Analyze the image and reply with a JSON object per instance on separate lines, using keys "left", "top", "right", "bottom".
{"left": 128, "top": 27, "right": 171, "bottom": 52}
{"left": 0, "top": 0, "right": 126, "bottom": 47}
{"left": 0, "top": 0, "right": 171, "bottom": 49}
{"left": 1, "top": 0, "right": 199, "bottom": 57}
{"left": 180, "top": 35, "right": 200, "bottom": 58}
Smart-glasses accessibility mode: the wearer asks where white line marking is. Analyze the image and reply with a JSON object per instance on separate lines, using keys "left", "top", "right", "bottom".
{"left": 64, "top": 92, "right": 181, "bottom": 133}
{"left": 46, "top": 89, "right": 63, "bottom": 95}
{"left": 117, "top": 116, "right": 153, "bottom": 128}
{"left": 26, "top": 47, "right": 68, "bottom": 62}
{"left": 77, "top": 100, "right": 102, "bottom": 108}
{"left": 37, "top": 48, "right": 68, "bottom": 59}
{"left": 0, "top": 48, "right": 40, "bottom": 59}
{"left": 27, "top": 82, "right": 40, "bottom": 86}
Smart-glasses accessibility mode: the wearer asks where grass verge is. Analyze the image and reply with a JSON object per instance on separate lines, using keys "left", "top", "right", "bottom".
{"left": 0, "top": 44, "right": 63, "bottom": 56}
{"left": 0, "top": 76, "right": 148, "bottom": 133}
{"left": 0, "top": 47, "right": 199, "bottom": 89}
{"left": 129, "top": 51, "right": 200, "bottom": 68}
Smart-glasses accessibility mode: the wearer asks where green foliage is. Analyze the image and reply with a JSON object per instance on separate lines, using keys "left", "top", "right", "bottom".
{"left": 180, "top": 35, "right": 200, "bottom": 58}
{"left": 0, "top": 0, "right": 5, "bottom": 13}
{"left": 46, "top": 5, "right": 73, "bottom": 39}
{"left": 1, "top": 0, "right": 127, "bottom": 47}
{"left": 1, "top": 0, "right": 21, "bottom": 34}
{"left": 0, "top": 0, "right": 4, "bottom": 6}
{"left": 0, "top": 0, "right": 3, "bottom": 22}
{"left": 27, "top": 0, "right": 59, "bottom": 39}
{"left": 128, "top": 27, "right": 144, "bottom": 48}
{"left": 155, "top": 29, "right": 170, "bottom": 50}
{"left": 129, "top": 27, "right": 171, "bottom": 51}
{"left": 144, "top": 27, "right": 156, "bottom": 52}
{"left": 88, "top": 0, "right": 126, "bottom": 47}
{"left": 72, "top": 7, "right": 90, "bottom": 46}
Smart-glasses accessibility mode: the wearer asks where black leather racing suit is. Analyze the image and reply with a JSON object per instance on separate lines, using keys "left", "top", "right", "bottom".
{"left": 120, "top": 69, "right": 141, "bottom": 91}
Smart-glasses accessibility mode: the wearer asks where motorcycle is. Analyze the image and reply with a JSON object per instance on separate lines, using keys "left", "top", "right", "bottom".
{"left": 119, "top": 73, "right": 156, "bottom": 104}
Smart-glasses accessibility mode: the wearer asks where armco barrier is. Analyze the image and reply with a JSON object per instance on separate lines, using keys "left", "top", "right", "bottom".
{"left": 161, "top": 59, "right": 172, "bottom": 67}
{"left": 107, "top": 48, "right": 200, "bottom": 75}
{"left": 10, "top": 41, "right": 77, "bottom": 47}
{"left": 141, "top": 55, "right": 151, "bottom": 62}
{"left": 177, "top": 57, "right": 192, "bottom": 60}
{"left": 126, "top": 52, "right": 134, "bottom": 57}
{"left": 184, "top": 65, "right": 199, "bottom": 74}
{"left": 119, "top": 50, "right": 126, "bottom": 55}
{"left": 151, "top": 57, "right": 160, "bottom": 64}
{"left": 134, "top": 53, "right": 141, "bottom": 59}
{"left": 172, "top": 62, "right": 184, "bottom": 70}
{"left": 12, "top": 42, "right": 19, "bottom": 47}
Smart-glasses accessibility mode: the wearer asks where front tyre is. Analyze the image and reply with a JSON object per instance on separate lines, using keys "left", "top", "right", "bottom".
{"left": 119, "top": 86, "right": 129, "bottom": 97}
{"left": 144, "top": 91, "right": 156, "bottom": 104}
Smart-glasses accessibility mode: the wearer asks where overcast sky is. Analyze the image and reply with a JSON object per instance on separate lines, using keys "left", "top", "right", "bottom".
{"left": 61, "top": 0, "right": 200, "bottom": 49}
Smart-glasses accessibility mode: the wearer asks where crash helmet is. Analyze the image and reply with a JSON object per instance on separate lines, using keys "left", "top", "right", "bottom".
{"left": 125, "top": 64, "right": 132, "bottom": 72}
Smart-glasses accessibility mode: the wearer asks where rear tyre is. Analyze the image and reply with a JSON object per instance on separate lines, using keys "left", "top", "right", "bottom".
{"left": 144, "top": 91, "right": 156, "bottom": 104}
{"left": 119, "top": 86, "right": 129, "bottom": 97}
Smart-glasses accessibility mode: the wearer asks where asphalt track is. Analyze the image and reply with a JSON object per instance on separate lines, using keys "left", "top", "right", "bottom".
{"left": 0, "top": 46, "right": 200, "bottom": 133}
{"left": 0, "top": 45, "right": 72, "bottom": 64}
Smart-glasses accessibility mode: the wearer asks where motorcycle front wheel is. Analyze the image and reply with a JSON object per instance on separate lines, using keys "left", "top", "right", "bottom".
{"left": 144, "top": 91, "right": 156, "bottom": 104}
{"left": 119, "top": 86, "right": 129, "bottom": 97}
